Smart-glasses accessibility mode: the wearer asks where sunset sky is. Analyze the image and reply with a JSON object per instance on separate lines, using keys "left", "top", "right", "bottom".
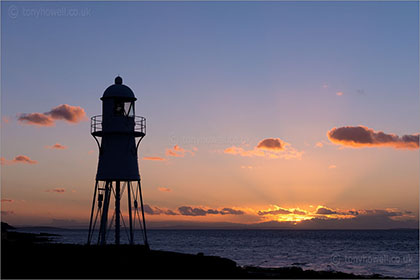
{"left": 1, "top": 1, "right": 419, "bottom": 229}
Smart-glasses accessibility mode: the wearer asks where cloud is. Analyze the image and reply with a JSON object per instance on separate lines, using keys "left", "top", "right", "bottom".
{"left": 18, "top": 113, "right": 55, "bottom": 126}
{"left": 206, "top": 209, "right": 219, "bottom": 214}
{"left": 143, "top": 205, "right": 179, "bottom": 216}
{"left": 219, "top": 208, "right": 245, "bottom": 215}
{"left": 178, "top": 206, "right": 208, "bottom": 216}
{"left": 164, "top": 210, "right": 178, "bottom": 216}
{"left": 224, "top": 138, "right": 303, "bottom": 160}
{"left": 143, "top": 204, "right": 161, "bottom": 215}
{"left": 224, "top": 146, "right": 265, "bottom": 157}
{"left": 166, "top": 145, "right": 196, "bottom": 157}
{"left": 14, "top": 155, "right": 37, "bottom": 164}
{"left": 47, "top": 104, "right": 86, "bottom": 123}
{"left": 257, "top": 138, "right": 285, "bottom": 150}
{"left": 1, "top": 199, "right": 14, "bottom": 203}
{"left": 316, "top": 206, "right": 337, "bottom": 215}
{"left": 45, "top": 188, "right": 65, "bottom": 193}
{"left": 258, "top": 208, "right": 292, "bottom": 215}
{"left": 158, "top": 187, "right": 171, "bottom": 192}
{"left": 45, "top": 143, "right": 67, "bottom": 150}
{"left": 177, "top": 206, "right": 244, "bottom": 216}
{"left": 258, "top": 207, "right": 308, "bottom": 216}
{"left": 18, "top": 104, "right": 87, "bottom": 127}
{"left": 336, "top": 91, "right": 344, "bottom": 96}
{"left": 327, "top": 126, "right": 419, "bottom": 149}
{"left": 143, "top": 156, "right": 166, "bottom": 161}
{"left": 0, "top": 157, "right": 7, "bottom": 165}
{"left": 328, "top": 165, "right": 337, "bottom": 169}
{"left": 348, "top": 210, "right": 359, "bottom": 216}
{"left": 258, "top": 205, "right": 355, "bottom": 218}
{"left": 166, "top": 150, "right": 177, "bottom": 157}
{"left": 293, "top": 209, "right": 307, "bottom": 215}
{"left": 1, "top": 211, "right": 14, "bottom": 215}
{"left": 315, "top": 142, "right": 324, "bottom": 148}
{"left": 1, "top": 155, "right": 38, "bottom": 165}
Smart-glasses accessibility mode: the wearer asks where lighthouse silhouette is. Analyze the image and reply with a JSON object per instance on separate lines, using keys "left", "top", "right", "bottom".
{"left": 87, "top": 76, "right": 149, "bottom": 247}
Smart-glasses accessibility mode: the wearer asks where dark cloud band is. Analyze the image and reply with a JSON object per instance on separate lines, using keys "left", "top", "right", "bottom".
{"left": 327, "top": 126, "right": 419, "bottom": 149}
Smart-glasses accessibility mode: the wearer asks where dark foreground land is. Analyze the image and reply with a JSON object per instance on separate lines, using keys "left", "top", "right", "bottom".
{"left": 1, "top": 224, "right": 393, "bottom": 279}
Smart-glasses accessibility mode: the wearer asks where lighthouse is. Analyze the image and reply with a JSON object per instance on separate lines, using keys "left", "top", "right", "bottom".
{"left": 87, "top": 76, "right": 148, "bottom": 247}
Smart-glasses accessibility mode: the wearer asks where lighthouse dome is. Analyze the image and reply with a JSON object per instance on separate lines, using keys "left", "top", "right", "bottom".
{"left": 101, "top": 76, "right": 137, "bottom": 100}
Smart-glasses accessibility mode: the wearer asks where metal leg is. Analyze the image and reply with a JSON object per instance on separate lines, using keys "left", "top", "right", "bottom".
{"left": 115, "top": 181, "right": 120, "bottom": 245}
{"left": 87, "top": 180, "right": 98, "bottom": 245}
{"left": 127, "top": 181, "right": 134, "bottom": 245}
{"left": 138, "top": 180, "right": 149, "bottom": 249}
{"left": 88, "top": 179, "right": 148, "bottom": 247}
{"left": 99, "top": 181, "right": 111, "bottom": 245}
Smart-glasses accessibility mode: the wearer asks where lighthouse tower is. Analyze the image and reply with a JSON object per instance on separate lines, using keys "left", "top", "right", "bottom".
{"left": 87, "top": 76, "right": 148, "bottom": 247}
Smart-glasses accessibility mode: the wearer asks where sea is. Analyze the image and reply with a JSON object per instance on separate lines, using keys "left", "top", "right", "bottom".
{"left": 16, "top": 228, "right": 419, "bottom": 278}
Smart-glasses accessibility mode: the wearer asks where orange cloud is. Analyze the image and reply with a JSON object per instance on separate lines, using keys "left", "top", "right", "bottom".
{"left": 18, "top": 104, "right": 87, "bottom": 126}
{"left": 158, "top": 187, "right": 171, "bottom": 192}
{"left": 336, "top": 91, "right": 344, "bottom": 96}
{"left": 315, "top": 142, "right": 324, "bottom": 148}
{"left": 224, "top": 146, "right": 265, "bottom": 157}
{"left": 1, "top": 199, "right": 14, "bottom": 203}
{"left": 327, "top": 126, "right": 419, "bottom": 149}
{"left": 0, "top": 157, "right": 7, "bottom": 165}
{"left": 256, "top": 206, "right": 311, "bottom": 222}
{"left": 18, "top": 113, "right": 54, "bottom": 126}
{"left": 1, "top": 155, "right": 38, "bottom": 165}
{"left": 14, "top": 155, "right": 37, "bottom": 164}
{"left": 166, "top": 145, "right": 196, "bottom": 157}
{"left": 47, "top": 104, "right": 86, "bottom": 123}
{"left": 45, "top": 143, "right": 67, "bottom": 150}
{"left": 258, "top": 208, "right": 292, "bottom": 215}
{"left": 328, "top": 164, "right": 337, "bottom": 169}
{"left": 224, "top": 138, "right": 303, "bottom": 160}
{"left": 174, "top": 145, "right": 183, "bottom": 151}
{"left": 293, "top": 209, "right": 307, "bottom": 215}
{"left": 45, "top": 188, "right": 65, "bottom": 193}
{"left": 143, "top": 156, "right": 166, "bottom": 161}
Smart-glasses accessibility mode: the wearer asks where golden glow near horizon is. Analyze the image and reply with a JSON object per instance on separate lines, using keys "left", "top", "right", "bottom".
{"left": 1, "top": 135, "right": 418, "bottom": 228}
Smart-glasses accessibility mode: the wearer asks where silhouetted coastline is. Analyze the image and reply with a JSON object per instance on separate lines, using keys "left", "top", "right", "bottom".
{"left": 1, "top": 223, "right": 397, "bottom": 279}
